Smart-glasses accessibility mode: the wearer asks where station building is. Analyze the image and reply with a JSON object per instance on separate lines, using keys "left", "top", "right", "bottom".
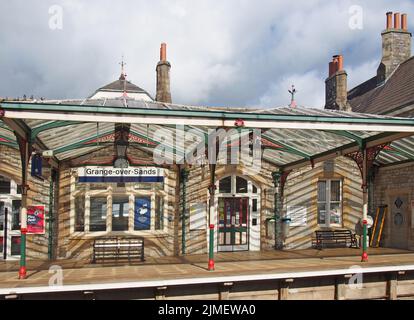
{"left": 0, "top": 12, "right": 413, "bottom": 269}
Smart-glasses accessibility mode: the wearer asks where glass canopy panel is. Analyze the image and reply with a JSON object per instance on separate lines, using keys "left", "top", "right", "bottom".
{"left": 56, "top": 146, "right": 109, "bottom": 161}
{"left": 2, "top": 100, "right": 414, "bottom": 168}
{"left": 263, "top": 149, "right": 303, "bottom": 166}
{"left": 344, "top": 130, "right": 382, "bottom": 139}
{"left": 375, "top": 152, "right": 406, "bottom": 165}
{"left": 392, "top": 137, "right": 414, "bottom": 156}
{"left": 263, "top": 128, "right": 353, "bottom": 157}
{"left": 375, "top": 136, "right": 414, "bottom": 165}
{"left": 0, "top": 127, "right": 16, "bottom": 142}
{"left": 38, "top": 122, "right": 114, "bottom": 150}
{"left": 24, "top": 119, "right": 51, "bottom": 128}
{"left": 130, "top": 123, "right": 183, "bottom": 163}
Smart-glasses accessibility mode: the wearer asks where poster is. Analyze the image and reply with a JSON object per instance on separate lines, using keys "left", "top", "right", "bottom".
{"left": 287, "top": 206, "right": 307, "bottom": 227}
{"left": 27, "top": 205, "right": 45, "bottom": 234}
{"left": 134, "top": 197, "right": 151, "bottom": 230}
{"left": 190, "top": 203, "right": 206, "bottom": 230}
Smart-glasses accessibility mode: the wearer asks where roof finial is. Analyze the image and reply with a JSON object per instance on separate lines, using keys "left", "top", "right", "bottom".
{"left": 119, "top": 55, "right": 127, "bottom": 80}
{"left": 288, "top": 84, "right": 297, "bottom": 108}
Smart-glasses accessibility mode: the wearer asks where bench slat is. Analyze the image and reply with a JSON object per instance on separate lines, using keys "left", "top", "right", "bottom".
{"left": 314, "top": 229, "right": 357, "bottom": 249}
{"left": 92, "top": 237, "right": 145, "bottom": 263}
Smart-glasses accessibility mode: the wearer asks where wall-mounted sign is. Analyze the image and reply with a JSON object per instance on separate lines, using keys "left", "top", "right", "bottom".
{"left": 77, "top": 166, "right": 164, "bottom": 183}
{"left": 31, "top": 154, "right": 42, "bottom": 178}
{"left": 134, "top": 197, "right": 151, "bottom": 230}
{"left": 27, "top": 205, "right": 45, "bottom": 234}
{"left": 286, "top": 206, "right": 307, "bottom": 227}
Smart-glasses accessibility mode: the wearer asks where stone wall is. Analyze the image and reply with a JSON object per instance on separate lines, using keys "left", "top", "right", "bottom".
{"left": 183, "top": 159, "right": 278, "bottom": 255}
{"left": 55, "top": 145, "right": 178, "bottom": 261}
{"left": 372, "top": 162, "right": 414, "bottom": 249}
{"left": 378, "top": 29, "right": 412, "bottom": 82}
{"left": 0, "top": 142, "right": 378, "bottom": 260}
{"left": 283, "top": 156, "right": 363, "bottom": 249}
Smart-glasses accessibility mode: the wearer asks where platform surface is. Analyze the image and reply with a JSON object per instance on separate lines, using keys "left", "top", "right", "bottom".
{"left": 1, "top": 248, "right": 414, "bottom": 290}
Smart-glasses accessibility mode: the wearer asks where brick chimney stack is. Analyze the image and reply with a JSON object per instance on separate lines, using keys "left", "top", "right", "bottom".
{"left": 377, "top": 12, "right": 412, "bottom": 84}
{"left": 324, "top": 55, "right": 350, "bottom": 111}
{"left": 156, "top": 43, "right": 172, "bottom": 103}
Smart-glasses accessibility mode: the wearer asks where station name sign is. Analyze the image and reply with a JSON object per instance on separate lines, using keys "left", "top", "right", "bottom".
{"left": 77, "top": 166, "right": 164, "bottom": 183}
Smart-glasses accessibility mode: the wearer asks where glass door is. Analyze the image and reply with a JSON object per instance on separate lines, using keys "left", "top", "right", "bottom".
{"left": 218, "top": 197, "right": 249, "bottom": 251}
{"left": 0, "top": 199, "right": 21, "bottom": 259}
{"left": 0, "top": 176, "right": 21, "bottom": 260}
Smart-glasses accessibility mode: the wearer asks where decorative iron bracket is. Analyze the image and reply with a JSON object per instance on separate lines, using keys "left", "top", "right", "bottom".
{"left": 345, "top": 143, "right": 388, "bottom": 177}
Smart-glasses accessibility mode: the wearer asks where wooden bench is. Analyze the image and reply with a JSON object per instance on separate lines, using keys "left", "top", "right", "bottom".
{"left": 92, "top": 237, "right": 145, "bottom": 263}
{"left": 314, "top": 229, "right": 357, "bottom": 249}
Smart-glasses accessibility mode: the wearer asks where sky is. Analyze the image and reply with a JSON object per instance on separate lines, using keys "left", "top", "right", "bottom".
{"left": 0, "top": 0, "right": 413, "bottom": 109}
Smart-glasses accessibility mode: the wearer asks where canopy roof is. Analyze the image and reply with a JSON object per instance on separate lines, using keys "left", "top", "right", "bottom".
{"left": 1, "top": 98, "right": 414, "bottom": 171}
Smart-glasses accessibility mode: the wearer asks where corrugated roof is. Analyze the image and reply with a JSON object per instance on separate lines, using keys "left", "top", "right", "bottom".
{"left": 97, "top": 79, "right": 148, "bottom": 94}
{"left": 11, "top": 97, "right": 405, "bottom": 119}
{"left": 1, "top": 100, "right": 414, "bottom": 169}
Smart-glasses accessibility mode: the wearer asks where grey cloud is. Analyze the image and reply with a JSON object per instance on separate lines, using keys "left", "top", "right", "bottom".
{"left": 0, "top": 0, "right": 413, "bottom": 108}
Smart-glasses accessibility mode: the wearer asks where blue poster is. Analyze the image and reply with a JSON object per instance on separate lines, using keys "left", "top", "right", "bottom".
{"left": 134, "top": 197, "right": 151, "bottom": 230}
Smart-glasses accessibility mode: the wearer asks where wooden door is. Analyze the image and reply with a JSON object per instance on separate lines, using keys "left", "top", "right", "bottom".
{"left": 388, "top": 194, "right": 409, "bottom": 249}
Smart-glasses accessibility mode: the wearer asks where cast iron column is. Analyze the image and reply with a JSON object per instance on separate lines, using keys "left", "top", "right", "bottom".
{"left": 272, "top": 171, "right": 283, "bottom": 250}
{"left": 16, "top": 136, "right": 30, "bottom": 279}
{"left": 48, "top": 170, "right": 56, "bottom": 260}
{"left": 180, "top": 167, "right": 189, "bottom": 255}
{"left": 208, "top": 164, "right": 216, "bottom": 271}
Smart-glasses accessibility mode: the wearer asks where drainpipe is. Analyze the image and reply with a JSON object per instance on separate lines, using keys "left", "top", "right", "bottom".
{"left": 361, "top": 147, "right": 369, "bottom": 262}
{"left": 180, "top": 167, "right": 189, "bottom": 255}
{"left": 367, "top": 166, "right": 375, "bottom": 242}
{"left": 173, "top": 165, "right": 182, "bottom": 256}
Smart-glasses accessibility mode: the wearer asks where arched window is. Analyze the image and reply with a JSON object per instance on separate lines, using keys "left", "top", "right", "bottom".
{"left": 217, "top": 175, "right": 259, "bottom": 195}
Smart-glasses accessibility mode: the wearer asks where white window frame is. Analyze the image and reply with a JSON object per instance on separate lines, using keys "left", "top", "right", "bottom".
{"left": 70, "top": 174, "right": 168, "bottom": 237}
{"left": 317, "top": 179, "right": 343, "bottom": 228}
{"left": 0, "top": 176, "right": 22, "bottom": 260}
{"left": 213, "top": 174, "right": 261, "bottom": 252}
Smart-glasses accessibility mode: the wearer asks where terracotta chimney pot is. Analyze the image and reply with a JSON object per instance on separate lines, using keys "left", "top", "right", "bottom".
{"left": 160, "top": 43, "right": 167, "bottom": 61}
{"left": 402, "top": 14, "right": 408, "bottom": 31}
{"left": 394, "top": 13, "right": 401, "bottom": 29}
{"left": 386, "top": 12, "right": 393, "bottom": 29}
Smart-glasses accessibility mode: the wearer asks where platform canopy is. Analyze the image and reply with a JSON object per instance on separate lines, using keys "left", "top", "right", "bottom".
{"left": 1, "top": 98, "right": 414, "bottom": 171}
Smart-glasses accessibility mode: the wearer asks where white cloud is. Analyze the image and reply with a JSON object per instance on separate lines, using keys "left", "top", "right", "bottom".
{"left": 0, "top": 0, "right": 413, "bottom": 107}
{"left": 259, "top": 71, "right": 325, "bottom": 108}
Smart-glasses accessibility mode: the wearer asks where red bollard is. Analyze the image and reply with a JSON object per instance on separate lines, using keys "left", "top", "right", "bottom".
{"left": 208, "top": 224, "right": 215, "bottom": 271}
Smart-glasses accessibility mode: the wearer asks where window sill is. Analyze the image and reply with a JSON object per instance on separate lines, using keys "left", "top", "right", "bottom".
{"left": 69, "top": 230, "right": 170, "bottom": 240}
{"left": 316, "top": 225, "right": 344, "bottom": 229}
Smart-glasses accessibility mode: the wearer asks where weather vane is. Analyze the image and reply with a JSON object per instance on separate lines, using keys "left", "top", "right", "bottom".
{"left": 288, "top": 84, "right": 297, "bottom": 108}
{"left": 119, "top": 55, "right": 127, "bottom": 78}
{"left": 119, "top": 55, "right": 128, "bottom": 97}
